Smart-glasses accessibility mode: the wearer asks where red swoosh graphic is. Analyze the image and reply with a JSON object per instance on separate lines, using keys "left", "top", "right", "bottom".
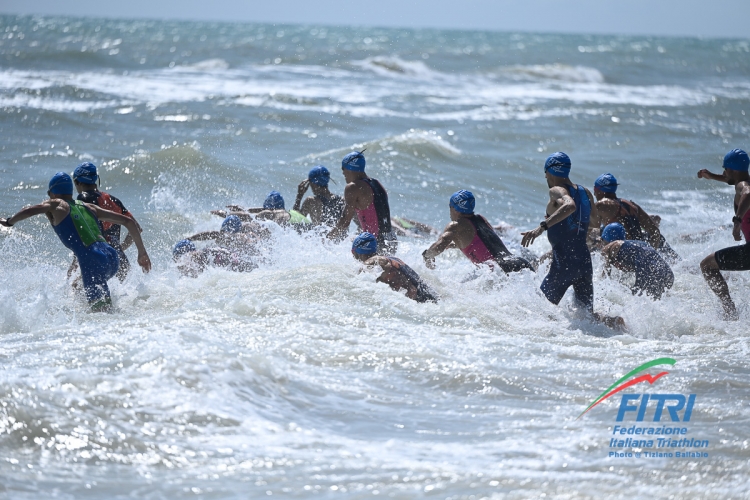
{"left": 578, "top": 372, "right": 669, "bottom": 418}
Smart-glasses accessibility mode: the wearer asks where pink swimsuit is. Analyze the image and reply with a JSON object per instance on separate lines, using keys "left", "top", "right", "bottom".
{"left": 357, "top": 199, "right": 380, "bottom": 237}
{"left": 460, "top": 228, "right": 494, "bottom": 264}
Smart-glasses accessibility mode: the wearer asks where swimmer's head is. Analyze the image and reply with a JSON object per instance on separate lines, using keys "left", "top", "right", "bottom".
{"left": 601, "top": 223, "right": 626, "bottom": 243}
{"left": 594, "top": 173, "right": 618, "bottom": 196}
{"left": 351, "top": 232, "right": 378, "bottom": 260}
{"left": 544, "top": 152, "right": 572, "bottom": 179}
{"left": 48, "top": 172, "right": 74, "bottom": 197}
{"left": 449, "top": 190, "right": 475, "bottom": 216}
{"left": 308, "top": 165, "right": 330, "bottom": 187}
{"left": 723, "top": 149, "right": 749, "bottom": 172}
{"left": 342, "top": 150, "right": 366, "bottom": 172}
{"left": 73, "top": 162, "right": 99, "bottom": 185}
{"left": 172, "top": 239, "right": 196, "bottom": 260}
{"left": 221, "top": 215, "right": 242, "bottom": 234}
{"left": 263, "top": 191, "right": 285, "bottom": 210}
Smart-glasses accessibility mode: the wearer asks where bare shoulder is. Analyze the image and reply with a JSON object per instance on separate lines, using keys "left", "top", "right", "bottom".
{"left": 549, "top": 185, "right": 569, "bottom": 200}
{"left": 365, "top": 255, "right": 388, "bottom": 268}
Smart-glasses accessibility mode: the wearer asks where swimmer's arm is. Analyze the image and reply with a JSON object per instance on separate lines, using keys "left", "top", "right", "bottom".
{"left": 223, "top": 212, "right": 256, "bottom": 222}
{"left": 328, "top": 185, "right": 358, "bottom": 241}
{"left": 422, "top": 221, "right": 458, "bottom": 268}
{"left": 67, "top": 257, "right": 79, "bottom": 279}
{"left": 375, "top": 262, "right": 416, "bottom": 298}
{"left": 633, "top": 203, "right": 663, "bottom": 248}
{"left": 86, "top": 204, "right": 152, "bottom": 272}
{"left": 521, "top": 187, "right": 574, "bottom": 247}
{"left": 601, "top": 243, "right": 616, "bottom": 276}
{"left": 186, "top": 231, "right": 221, "bottom": 241}
{"left": 1, "top": 200, "right": 56, "bottom": 226}
{"left": 120, "top": 214, "right": 141, "bottom": 251}
{"left": 697, "top": 169, "right": 729, "bottom": 183}
{"left": 734, "top": 188, "right": 750, "bottom": 241}
{"left": 293, "top": 180, "right": 310, "bottom": 211}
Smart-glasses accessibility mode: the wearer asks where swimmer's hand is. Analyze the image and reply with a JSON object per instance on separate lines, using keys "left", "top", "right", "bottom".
{"left": 0, "top": 218, "right": 12, "bottom": 228}
{"left": 697, "top": 169, "right": 710, "bottom": 179}
{"left": 297, "top": 180, "right": 310, "bottom": 197}
{"left": 424, "top": 256, "right": 436, "bottom": 270}
{"left": 733, "top": 222, "right": 742, "bottom": 241}
{"left": 521, "top": 225, "right": 545, "bottom": 247}
{"left": 138, "top": 252, "right": 152, "bottom": 273}
{"left": 211, "top": 209, "right": 227, "bottom": 218}
{"left": 225, "top": 204, "right": 245, "bottom": 212}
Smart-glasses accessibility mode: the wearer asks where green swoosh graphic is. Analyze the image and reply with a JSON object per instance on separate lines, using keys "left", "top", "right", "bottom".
{"left": 578, "top": 357, "right": 676, "bottom": 419}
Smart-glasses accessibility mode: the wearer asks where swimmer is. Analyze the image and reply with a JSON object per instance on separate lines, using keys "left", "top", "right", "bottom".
{"left": 422, "top": 190, "right": 534, "bottom": 273}
{"left": 172, "top": 239, "right": 256, "bottom": 278}
{"left": 68, "top": 162, "right": 142, "bottom": 282}
{"left": 328, "top": 150, "right": 397, "bottom": 254}
{"left": 351, "top": 232, "right": 438, "bottom": 303}
{"left": 1, "top": 172, "right": 151, "bottom": 311}
{"left": 591, "top": 173, "right": 679, "bottom": 263}
{"left": 521, "top": 153, "right": 625, "bottom": 329}
{"left": 186, "top": 215, "right": 263, "bottom": 255}
{"left": 697, "top": 148, "right": 750, "bottom": 320}
{"left": 600, "top": 223, "right": 674, "bottom": 300}
{"left": 292, "top": 165, "right": 345, "bottom": 227}
{"left": 214, "top": 191, "right": 312, "bottom": 231}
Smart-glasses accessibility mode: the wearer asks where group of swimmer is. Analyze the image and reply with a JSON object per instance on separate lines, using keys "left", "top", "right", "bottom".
{"left": 1, "top": 147, "right": 748, "bottom": 325}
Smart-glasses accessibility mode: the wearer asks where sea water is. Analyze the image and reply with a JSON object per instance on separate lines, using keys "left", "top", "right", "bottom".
{"left": 1, "top": 15, "right": 749, "bottom": 499}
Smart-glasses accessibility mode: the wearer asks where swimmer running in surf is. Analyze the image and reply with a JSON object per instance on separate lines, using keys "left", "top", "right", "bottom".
{"left": 697, "top": 148, "right": 750, "bottom": 320}
{"left": 328, "top": 150, "right": 397, "bottom": 254}
{"left": 352, "top": 232, "right": 438, "bottom": 303}
{"left": 521, "top": 152, "right": 625, "bottom": 329}
{"left": 68, "top": 162, "right": 142, "bottom": 282}
{"left": 422, "top": 190, "right": 534, "bottom": 273}
{"left": 590, "top": 172, "right": 679, "bottom": 263}
{"left": 600, "top": 223, "right": 674, "bottom": 300}
{"left": 292, "top": 165, "right": 345, "bottom": 227}
{"left": 1, "top": 172, "right": 151, "bottom": 311}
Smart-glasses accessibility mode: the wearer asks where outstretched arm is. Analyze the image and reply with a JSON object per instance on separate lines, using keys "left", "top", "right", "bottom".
{"left": 86, "top": 204, "right": 151, "bottom": 272}
{"left": 186, "top": 231, "right": 222, "bottom": 241}
{"left": 633, "top": 202, "right": 663, "bottom": 248}
{"left": 1, "top": 200, "right": 55, "bottom": 227}
{"left": 697, "top": 169, "right": 729, "bottom": 183}
{"left": 422, "top": 222, "right": 459, "bottom": 269}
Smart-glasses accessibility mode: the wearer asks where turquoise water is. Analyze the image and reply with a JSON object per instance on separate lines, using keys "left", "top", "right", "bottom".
{"left": 1, "top": 14, "right": 749, "bottom": 499}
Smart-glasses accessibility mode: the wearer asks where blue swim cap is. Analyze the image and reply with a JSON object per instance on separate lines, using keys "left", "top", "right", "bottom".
{"left": 221, "top": 215, "right": 242, "bottom": 233}
{"left": 48, "top": 172, "right": 74, "bottom": 195}
{"left": 601, "top": 223, "right": 627, "bottom": 243}
{"left": 449, "top": 190, "right": 475, "bottom": 214}
{"left": 263, "top": 191, "right": 285, "bottom": 210}
{"left": 544, "top": 152, "right": 572, "bottom": 178}
{"left": 342, "top": 151, "right": 366, "bottom": 172}
{"left": 352, "top": 232, "right": 378, "bottom": 255}
{"left": 72, "top": 162, "right": 99, "bottom": 184}
{"left": 173, "top": 239, "right": 196, "bottom": 259}
{"left": 594, "top": 173, "right": 618, "bottom": 193}
{"left": 723, "top": 149, "right": 749, "bottom": 172}
{"left": 308, "top": 165, "right": 330, "bottom": 186}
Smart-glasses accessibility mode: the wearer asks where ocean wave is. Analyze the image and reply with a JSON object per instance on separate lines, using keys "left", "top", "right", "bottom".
{"left": 352, "top": 55, "right": 443, "bottom": 79}
{"left": 499, "top": 63, "right": 606, "bottom": 83}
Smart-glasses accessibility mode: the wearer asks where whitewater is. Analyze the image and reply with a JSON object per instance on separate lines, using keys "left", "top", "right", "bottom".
{"left": 1, "top": 15, "right": 749, "bottom": 499}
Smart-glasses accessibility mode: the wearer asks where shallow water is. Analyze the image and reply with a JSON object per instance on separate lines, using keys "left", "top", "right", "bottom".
{"left": 1, "top": 15, "right": 750, "bottom": 499}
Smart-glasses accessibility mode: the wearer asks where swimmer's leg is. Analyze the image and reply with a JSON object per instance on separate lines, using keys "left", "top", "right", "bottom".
{"left": 540, "top": 259, "right": 573, "bottom": 305}
{"left": 701, "top": 252, "right": 739, "bottom": 320}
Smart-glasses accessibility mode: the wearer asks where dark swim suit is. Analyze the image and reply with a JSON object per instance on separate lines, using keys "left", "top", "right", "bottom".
{"left": 52, "top": 201, "right": 119, "bottom": 304}
{"left": 357, "top": 178, "right": 397, "bottom": 255}
{"left": 615, "top": 240, "right": 674, "bottom": 299}
{"left": 715, "top": 207, "right": 750, "bottom": 271}
{"left": 384, "top": 257, "right": 439, "bottom": 303}
{"left": 78, "top": 190, "right": 132, "bottom": 280}
{"left": 460, "top": 214, "right": 534, "bottom": 273}
{"left": 604, "top": 197, "right": 679, "bottom": 263}
{"left": 317, "top": 194, "right": 345, "bottom": 227}
{"left": 541, "top": 184, "right": 594, "bottom": 311}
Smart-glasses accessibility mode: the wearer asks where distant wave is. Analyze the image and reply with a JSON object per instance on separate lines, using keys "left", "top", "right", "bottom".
{"left": 499, "top": 64, "right": 605, "bottom": 84}
{"left": 352, "top": 56, "right": 443, "bottom": 79}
